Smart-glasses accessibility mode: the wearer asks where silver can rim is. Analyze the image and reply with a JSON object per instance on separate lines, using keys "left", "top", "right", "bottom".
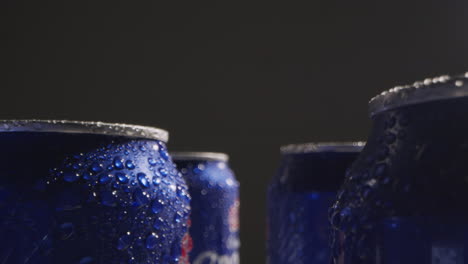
{"left": 280, "top": 142, "right": 365, "bottom": 154}
{"left": 171, "top": 152, "right": 229, "bottom": 162}
{"left": 0, "top": 119, "right": 169, "bottom": 142}
{"left": 369, "top": 73, "right": 468, "bottom": 117}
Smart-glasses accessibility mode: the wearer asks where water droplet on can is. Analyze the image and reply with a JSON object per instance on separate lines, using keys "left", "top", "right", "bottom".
{"left": 113, "top": 156, "right": 124, "bottom": 170}
{"left": 90, "top": 162, "right": 103, "bottom": 173}
{"left": 99, "top": 173, "right": 112, "bottom": 184}
{"left": 153, "top": 177, "right": 161, "bottom": 186}
{"left": 133, "top": 188, "right": 149, "bottom": 206}
{"left": 151, "top": 199, "right": 164, "bottom": 214}
{"left": 174, "top": 212, "right": 182, "bottom": 223}
{"left": 63, "top": 172, "right": 79, "bottom": 182}
{"left": 125, "top": 160, "right": 136, "bottom": 170}
{"left": 116, "top": 172, "right": 128, "bottom": 184}
{"left": 158, "top": 168, "right": 168, "bottom": 177}
{"left": 148, "top": 157, "right": 157, "bottom": 166}
{"left": 137, "top": 173, "right": 150, "bottom": 187}
{"left": 153, "top": 217, "right": 164, "bottom": 230}
{"left": 146, "top": 233, "right": 159, "bottom": 249}
{"left": 83, "top": 172, "right": 93, "bottom": 181}
{"left": 158, "top": 143, "right": 169, "bottom": 161}
{"left": 117, "top": 234, "right": 132, "bottom": 250}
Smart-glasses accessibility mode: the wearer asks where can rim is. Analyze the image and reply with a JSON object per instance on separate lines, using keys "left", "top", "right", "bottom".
{"left": 0, "top": 119, "right": 169, "bottom": 142}
{"left": 171, "top": 152, "right": 229, "bottom": 162}
{"left": 280, "top": 142, "right": 365, "bottom": 154}
{"left": 369, "top": 73, "right": 468, "bottom": 117}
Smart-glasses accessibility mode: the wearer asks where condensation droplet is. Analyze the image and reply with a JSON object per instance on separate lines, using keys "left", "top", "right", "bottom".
{"left": 137, "top": 173, "right": 150, "bottom": 188}
{"left": 90, "top": 162, "right": 103, "bottom": 173}
{"left": 113, "top": 156, "right": 124, "bottom": 170}
{"left": 117, "top": 233, "right": 132, "bottom": 250}
{"left": 158, "top": 168, "right": 168, "bottom": 177}
{"left": 151, "top": 199, "right": 164, "bottom": 214}
{"left": 63, "top": 172, "right": 80, "bottom": 183}
{"left": 133, "top": 188, "right": 149, "bottom": 206}
{"left": 99, "top": 173, "right": 112, "bottom": 184}
{"left": 125, "top": 160, "right": 136, "bottom": 170}
{"left": 147, "top": 157, "right": 156, "bottom": 166}
{"left": 153, "top": 217, "right": 164, "bottom": 230}
{"left": 116, "top": 172, "right": 128, "bottom": 184}
{"left": 146, "top": 233, "right": 159, "bottom": 249}
{"left": 153, "top": 177, "right": 161, "bottom": 186}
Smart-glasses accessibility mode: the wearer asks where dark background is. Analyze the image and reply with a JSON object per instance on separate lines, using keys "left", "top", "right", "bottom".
{"left": 1, "top": 1, "right": 468, "bottom": 262}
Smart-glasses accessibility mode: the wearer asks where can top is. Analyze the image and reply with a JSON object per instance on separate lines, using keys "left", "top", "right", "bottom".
{"left": 280, "top": 142, "right": 365, "bottom": 154}
{"left": 171, "top": 152, "right": 229, "bottom": 162}
{"left": 369, "top": 73, "right": 468, "bottom": 117}
{"left": 0, "top": 120, "right": 169, "bottom": 142}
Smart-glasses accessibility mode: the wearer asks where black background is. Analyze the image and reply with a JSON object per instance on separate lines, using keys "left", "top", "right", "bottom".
{"left": 1, "top": 1, "right": 468, "bottom": 263}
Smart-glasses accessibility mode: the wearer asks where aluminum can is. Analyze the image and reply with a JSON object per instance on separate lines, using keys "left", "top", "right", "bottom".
{"left": 330, "top": 74, "right": 468, "bottom": 264}
{"left": 172, "top": 152, "right": 240, "bottom": 264}
{"left": 0, "top": 120, "right": 191, "bottom": 264}
{"left": 267, "top": 142, "right": 363, "bottom": 264}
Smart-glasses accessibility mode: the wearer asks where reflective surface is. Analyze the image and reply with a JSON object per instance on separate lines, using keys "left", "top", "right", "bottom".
{"left": 331, "top": 78, "right": 468, "bottom": 264}
{"left": 0, "top": 131, "right": 190, "bottom": 264}
{"left": 174, "top": 155, "right": 240, "bottom": 264}
{"left": 267, "top": 144, "right": 362, "bottom": 264}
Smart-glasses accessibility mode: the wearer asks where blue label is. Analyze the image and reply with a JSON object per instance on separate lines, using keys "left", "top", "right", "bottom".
{"left": 0, "top": 138, "right": 190, "bottom": 264}
{"left": 177, "top": 160, "right": 240, "bottom": 264}
{"left": 267, "top": 191, "right": 336, "bottom": 264}
{"left": 189, "top": 188, "right": 239, "bottom": 264}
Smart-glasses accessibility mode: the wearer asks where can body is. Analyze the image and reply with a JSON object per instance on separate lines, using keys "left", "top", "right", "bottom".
{"left": 0, "top": 121, "right": 190, "bottom": 264}
{"left": 173, "top": 152, "right": 240, "bottom": 264}
{"left": 330, "top": 75, "right": 468, "bottom": 264}
{"left": 267, "top": 143, "right": 363, "bottom": 264}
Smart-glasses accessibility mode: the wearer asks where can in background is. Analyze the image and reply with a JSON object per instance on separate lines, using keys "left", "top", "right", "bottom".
{"left": 267, "top": 142, "right": 364, "bottom": 264}
{"left": 172, "top": 152, "right": 240, "bottom": 264}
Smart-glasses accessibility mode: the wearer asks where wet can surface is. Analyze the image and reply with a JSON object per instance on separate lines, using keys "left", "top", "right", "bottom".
{"left": 330, "top": 74, "right": 468, "bottom": 264}
{"left": 0, "top": 120, "right": 191, "bottom": 264}
{"left": 172, "top": 152, "right": 240, "bottom": 264}
{"left": 267, "top": 142, "right": 363, "bottom": 264}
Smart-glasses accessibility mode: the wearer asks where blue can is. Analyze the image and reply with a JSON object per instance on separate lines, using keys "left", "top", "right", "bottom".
{"left": 330, "top": 74, "right": 468, "bottom": 264}
{"left": 0, "top": 120, "right": 191, "bottom": 264}
{"left": 172, "top": 152, "right": 240, "bottom": 264}
{"left": 267, "top": 142, "right": 363, "bottom": 264}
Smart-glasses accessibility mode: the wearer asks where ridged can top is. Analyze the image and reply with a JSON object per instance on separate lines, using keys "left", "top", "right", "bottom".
{"left": 280, "top": 142, "right": 365, "bottom": 154}
{"left": 171, "top": 152, "right": 229, "bottom": 162}
{"left": 0, "top": 120, "right": 169, "bottom": 142}
{"left": 369, "top": 73, "right": 468, "bottom": 117}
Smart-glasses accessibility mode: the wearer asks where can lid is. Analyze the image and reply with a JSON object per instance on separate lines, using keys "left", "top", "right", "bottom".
{"left": 369, "top": 73, "right": 468, "bottom": 117}
{"left": 280, "top": 142, "right": 365, "bottom": 154}
{"left": 0, "top": 120, "right": 169, "bottom": 142}
{"left": 171, "top": 152, "right": 229, "bottom": 162}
